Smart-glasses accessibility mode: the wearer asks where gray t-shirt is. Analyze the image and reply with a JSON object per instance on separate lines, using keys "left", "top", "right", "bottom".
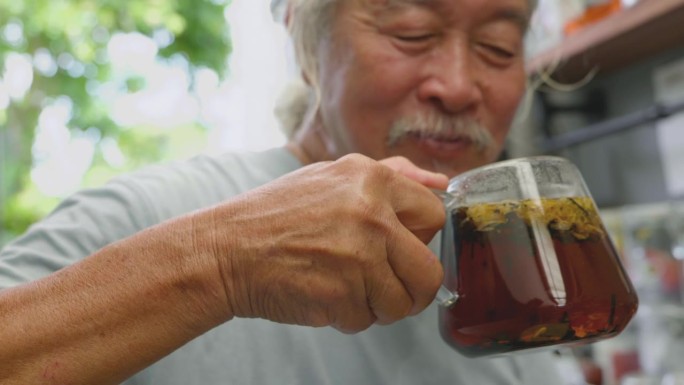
{"left": 0, "top": 147, "right": 563, "bottom": 384}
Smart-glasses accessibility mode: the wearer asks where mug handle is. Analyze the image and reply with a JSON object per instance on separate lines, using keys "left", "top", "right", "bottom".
{"left": 436, "top": 286, "right": 458, "bottom": 307}
{"left": 431, "top": 189, "right": 461, "bottom": 307}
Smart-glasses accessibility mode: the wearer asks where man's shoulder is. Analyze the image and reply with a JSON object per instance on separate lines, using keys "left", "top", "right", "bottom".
{"left": 0, "top": 147, "right": 302, "bottom": 288}
{"left": 114, "top": 146, "right": 301, "bottom": 221}
{"left": 130, "top": 146, "right": 298, "bottom": 182}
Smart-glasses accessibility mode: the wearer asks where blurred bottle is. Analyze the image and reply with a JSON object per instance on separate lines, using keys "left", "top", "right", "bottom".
{"left": 574, "top": 346, "right": 605, "bottom": 385}
{"left": 620, "top": 373, "right": 660, "bottom": 385}
{"left": 564, "top": 0, "right": 624, "bottom": 35}
{"left": 592, "top": 321, "right": 641, "bottom": 385}
{"left": 612, "top": 325, "right": 642, "bottom": 385}
{"left": 624, "top": 208, "right": 684, "bottom": 383}
{"left": 627, "top": 220, "right": 681, "bottom": 304}
{"left": 526, "top": 0, "right": 585, "bottom": 57}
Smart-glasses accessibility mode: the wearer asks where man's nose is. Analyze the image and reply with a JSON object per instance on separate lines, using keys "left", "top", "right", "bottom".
{"left": 416, "top": 42, "right": 483, "bottom": 114}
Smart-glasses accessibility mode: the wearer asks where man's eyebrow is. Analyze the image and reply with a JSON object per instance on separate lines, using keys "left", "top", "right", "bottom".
{"left": 383, "top": 0, "right": 435, "bottom": 8}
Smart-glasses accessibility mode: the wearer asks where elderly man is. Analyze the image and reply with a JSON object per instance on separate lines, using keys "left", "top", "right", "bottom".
{"left": 0, "top": 0, "right": 563, "bottom": 384}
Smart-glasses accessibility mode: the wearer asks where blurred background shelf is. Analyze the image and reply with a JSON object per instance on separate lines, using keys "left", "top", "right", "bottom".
{"left": 526, "top": 0, "right": 684, "bottom": 82}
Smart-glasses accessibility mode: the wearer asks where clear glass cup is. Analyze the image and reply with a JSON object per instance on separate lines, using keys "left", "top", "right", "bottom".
{"left": 434, "top": 156, "right": 639, "bottom": 357}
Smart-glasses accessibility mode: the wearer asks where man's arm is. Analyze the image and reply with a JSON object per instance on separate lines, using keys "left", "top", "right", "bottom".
{"left": 0, "top": 154, "right": 447, "bottom": 384}
{"left": 0, "top": 211, "right": 232, "bottom": 384}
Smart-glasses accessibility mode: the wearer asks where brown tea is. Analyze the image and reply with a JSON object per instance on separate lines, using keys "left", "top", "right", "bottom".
{"left": 439, "top": 197, "right": 638, "bottom": 357}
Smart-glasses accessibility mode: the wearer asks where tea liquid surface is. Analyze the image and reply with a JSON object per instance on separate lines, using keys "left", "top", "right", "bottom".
{"left": 440, "top": 197, "right": 638, "bottom": 357}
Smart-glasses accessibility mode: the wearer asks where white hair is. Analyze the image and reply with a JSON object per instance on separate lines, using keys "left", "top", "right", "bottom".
{"left": 387, "top": 112, "right": 494, "bottom": 153}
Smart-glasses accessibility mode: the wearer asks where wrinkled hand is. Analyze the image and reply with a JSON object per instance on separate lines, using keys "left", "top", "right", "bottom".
{"left": 204, "top": 154, "right": 447, "bottom": 333}
{"left": 379, "top": 156, "right": 449, "bottom": 191}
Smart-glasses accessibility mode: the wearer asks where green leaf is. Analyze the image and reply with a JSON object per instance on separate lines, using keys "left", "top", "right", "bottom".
{"left": 0, "top": 0, "right": 233, "bottom": 245}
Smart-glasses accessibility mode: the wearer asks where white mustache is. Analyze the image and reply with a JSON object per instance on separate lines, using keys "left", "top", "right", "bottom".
{"left": 387, "top": 113, "right": 494, "bottom": 153}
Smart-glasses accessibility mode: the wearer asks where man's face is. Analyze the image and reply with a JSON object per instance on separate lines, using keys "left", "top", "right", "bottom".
{"left": 315, "top": 0, "right": 529, "bottom": 177}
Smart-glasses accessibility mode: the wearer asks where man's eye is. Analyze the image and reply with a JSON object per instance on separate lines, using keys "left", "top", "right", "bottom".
{"left": 395, "top": 34, "right": 434, "bottom": 43}
{"left": 480, "top": 43, "right": 515, "bottom": 59}
{"left": 485, "top": 44, "right": 515, "bottom": 58}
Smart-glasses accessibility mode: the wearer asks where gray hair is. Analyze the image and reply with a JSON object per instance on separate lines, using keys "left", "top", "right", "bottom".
{"left": 274, "top": 0, "right": 337, "bottom": 138}
{"left": 272, "top": 0, "right": 538, "bottom": 138}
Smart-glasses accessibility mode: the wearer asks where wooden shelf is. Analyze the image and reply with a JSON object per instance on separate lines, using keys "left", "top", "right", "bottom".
{"left": 526, "top": 0, "right": 684, "bottom": 82}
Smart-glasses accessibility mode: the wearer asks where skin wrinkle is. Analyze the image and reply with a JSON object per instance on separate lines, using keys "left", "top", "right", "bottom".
{"left": 280, "top": 0, "right": 536, "bottom": 142}
{"left": 298, "top": 0, "right": 528, "bottom": 177}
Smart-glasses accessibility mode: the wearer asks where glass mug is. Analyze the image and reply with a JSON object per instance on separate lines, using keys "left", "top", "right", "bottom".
{"left": 433, "top": 156, "right": 639, "bottom": 358}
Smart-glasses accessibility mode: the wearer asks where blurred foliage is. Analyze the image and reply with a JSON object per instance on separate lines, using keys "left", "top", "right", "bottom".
{"left": 0, "top": 0, "right": 233, "bottom": 246}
